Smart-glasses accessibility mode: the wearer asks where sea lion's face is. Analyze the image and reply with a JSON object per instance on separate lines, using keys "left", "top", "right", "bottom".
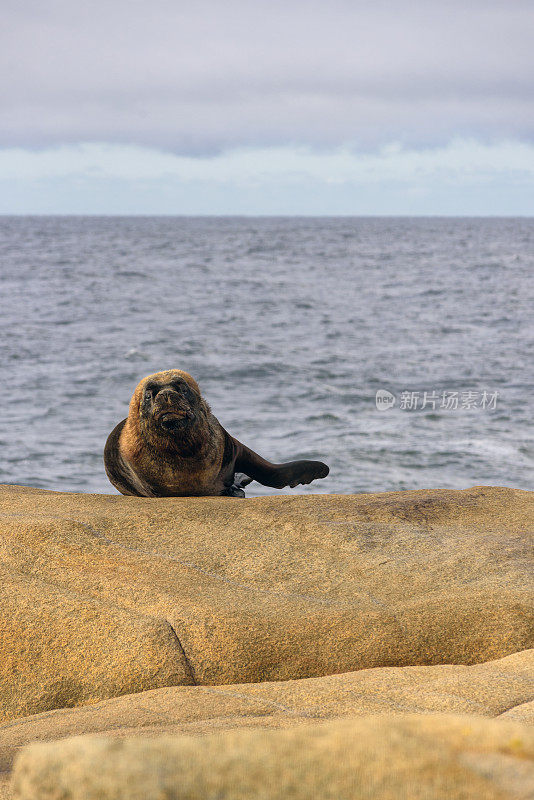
{"left": 131, "top": 370, "right": 204, "bottom": 438}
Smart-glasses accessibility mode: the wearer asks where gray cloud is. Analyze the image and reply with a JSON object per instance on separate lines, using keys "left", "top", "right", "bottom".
{"left": 2, "top": 0, "right": 533, "bottom": 152}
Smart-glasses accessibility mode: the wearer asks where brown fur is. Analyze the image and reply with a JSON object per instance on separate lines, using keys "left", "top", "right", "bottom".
{"left": 104, "top": 369, "right": 329, "bottom": 497}
{"left": 118, "top": 371, "right": 226, "bottom": 496}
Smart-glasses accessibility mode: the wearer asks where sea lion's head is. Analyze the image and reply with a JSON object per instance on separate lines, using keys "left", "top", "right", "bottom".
{"left": 127, "top": 370, "right": 210, "bottom": 451}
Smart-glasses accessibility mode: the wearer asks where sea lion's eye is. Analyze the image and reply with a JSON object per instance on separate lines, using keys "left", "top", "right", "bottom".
{"left": 175, "top": 382, "right": 191, "bottom": 397}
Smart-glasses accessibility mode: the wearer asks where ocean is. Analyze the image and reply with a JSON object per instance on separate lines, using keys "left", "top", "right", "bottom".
{"left": 1, "top": 215, "right": 533, "bottom": 496}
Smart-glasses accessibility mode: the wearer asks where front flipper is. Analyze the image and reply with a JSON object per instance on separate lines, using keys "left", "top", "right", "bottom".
{"left": 221, "top": 472, "right": 254, "bottom": 498}
{"left": 233, "top": 438, "right": 329, "bottom": 490}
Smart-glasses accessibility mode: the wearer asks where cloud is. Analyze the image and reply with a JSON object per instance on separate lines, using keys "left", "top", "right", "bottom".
{"left": 1, "top": 0, "right": 533, "bottom": 152}
{"left": 1, "top": 139, "right": 533, "bottom": 215}
{"left": 2, "top": 139, "right": 534, "bottom": 182}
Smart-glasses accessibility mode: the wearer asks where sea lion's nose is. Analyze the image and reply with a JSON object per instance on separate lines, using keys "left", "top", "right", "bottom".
{"left": 158, "top": 388, "right": 180, "bottom": 406}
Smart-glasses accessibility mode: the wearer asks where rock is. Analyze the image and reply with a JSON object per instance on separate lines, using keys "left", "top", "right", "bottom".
{"left": 0, "top": 484, "right": 533, "bottom": 721}
{"left": 11, "top": 714, "right": 534, "bottom": 800}
{"left": 1, "top": 649, "right": 532, "bottom": 775}
{"left": 0, "top": 568, "right": 193, "bottom": 723}
{"left": 501, "top": 701, "right": 534, "bottom": 724}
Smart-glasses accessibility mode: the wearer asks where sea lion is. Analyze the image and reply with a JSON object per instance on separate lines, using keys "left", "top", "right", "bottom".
{"left": 104, "top": 370, "right": 329, "bottom": 497}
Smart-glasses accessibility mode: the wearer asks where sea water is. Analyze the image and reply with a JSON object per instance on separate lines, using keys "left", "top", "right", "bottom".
{"left": 1, "top": 216, "right": 532, "bottom": 495}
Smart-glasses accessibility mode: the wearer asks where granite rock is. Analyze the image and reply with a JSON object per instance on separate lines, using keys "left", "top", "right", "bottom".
{"left": 11, "top": 714, "right": 534, "bottom": 800}
{"left": 1, "top": 484, "right": 533, "bottom": 721}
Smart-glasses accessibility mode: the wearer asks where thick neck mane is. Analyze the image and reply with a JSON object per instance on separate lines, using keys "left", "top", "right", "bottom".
{"left": 120, "top": 399, "right": 218, "bottom": 467}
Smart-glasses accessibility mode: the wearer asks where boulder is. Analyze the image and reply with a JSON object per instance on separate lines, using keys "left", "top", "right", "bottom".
{"left": 1, "top": 484, "right": 533, "bottom": 721}
{"left": 1, "top": 650, "right": 532, "bottom": 774}
{"left": 0, "top": 777, "right": 9, "bottom": 800}
{"left": 0, "top": 568, "right": 193, "bottom": 723}
{"left": 11, "top": 714, "right": 534, "bottom": 800}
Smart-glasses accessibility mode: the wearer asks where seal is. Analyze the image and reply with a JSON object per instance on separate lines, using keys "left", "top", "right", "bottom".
{"left": 104, "top": 370, "right": 329, "bottom": 497}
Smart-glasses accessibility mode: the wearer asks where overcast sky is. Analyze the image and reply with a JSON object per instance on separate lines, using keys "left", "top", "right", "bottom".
{"left": 1, "top": 0, "right": 533, "bottom": 214}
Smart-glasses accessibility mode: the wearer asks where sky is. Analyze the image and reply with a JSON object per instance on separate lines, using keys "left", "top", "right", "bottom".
{"left": 1, "top": 0, "right": 533, "bottom": 215}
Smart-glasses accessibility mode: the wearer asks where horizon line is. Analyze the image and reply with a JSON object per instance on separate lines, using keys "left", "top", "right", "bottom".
{"left": 1, "top": 213, "right": 533, "bottom": 219}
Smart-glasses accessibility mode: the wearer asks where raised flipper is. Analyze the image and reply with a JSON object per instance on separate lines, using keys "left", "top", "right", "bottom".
{"left": 233, "top": 438, "right": 329, "bottom": 489}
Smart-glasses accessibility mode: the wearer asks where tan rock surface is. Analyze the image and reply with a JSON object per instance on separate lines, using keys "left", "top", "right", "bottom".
{"left": 502, "top": 701, "right": 534, "bottom": 724}
{"left": 0, "top": 568, "right": 193, "bottom": 725}
{"left": 1, "top": 649, "right": 533, "bottom": 778}
{"left": 11, "top": 714, "right": 534, "bottom": 800}
{"left": 1, "top": 484, "right": 533, "bottom": 722}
